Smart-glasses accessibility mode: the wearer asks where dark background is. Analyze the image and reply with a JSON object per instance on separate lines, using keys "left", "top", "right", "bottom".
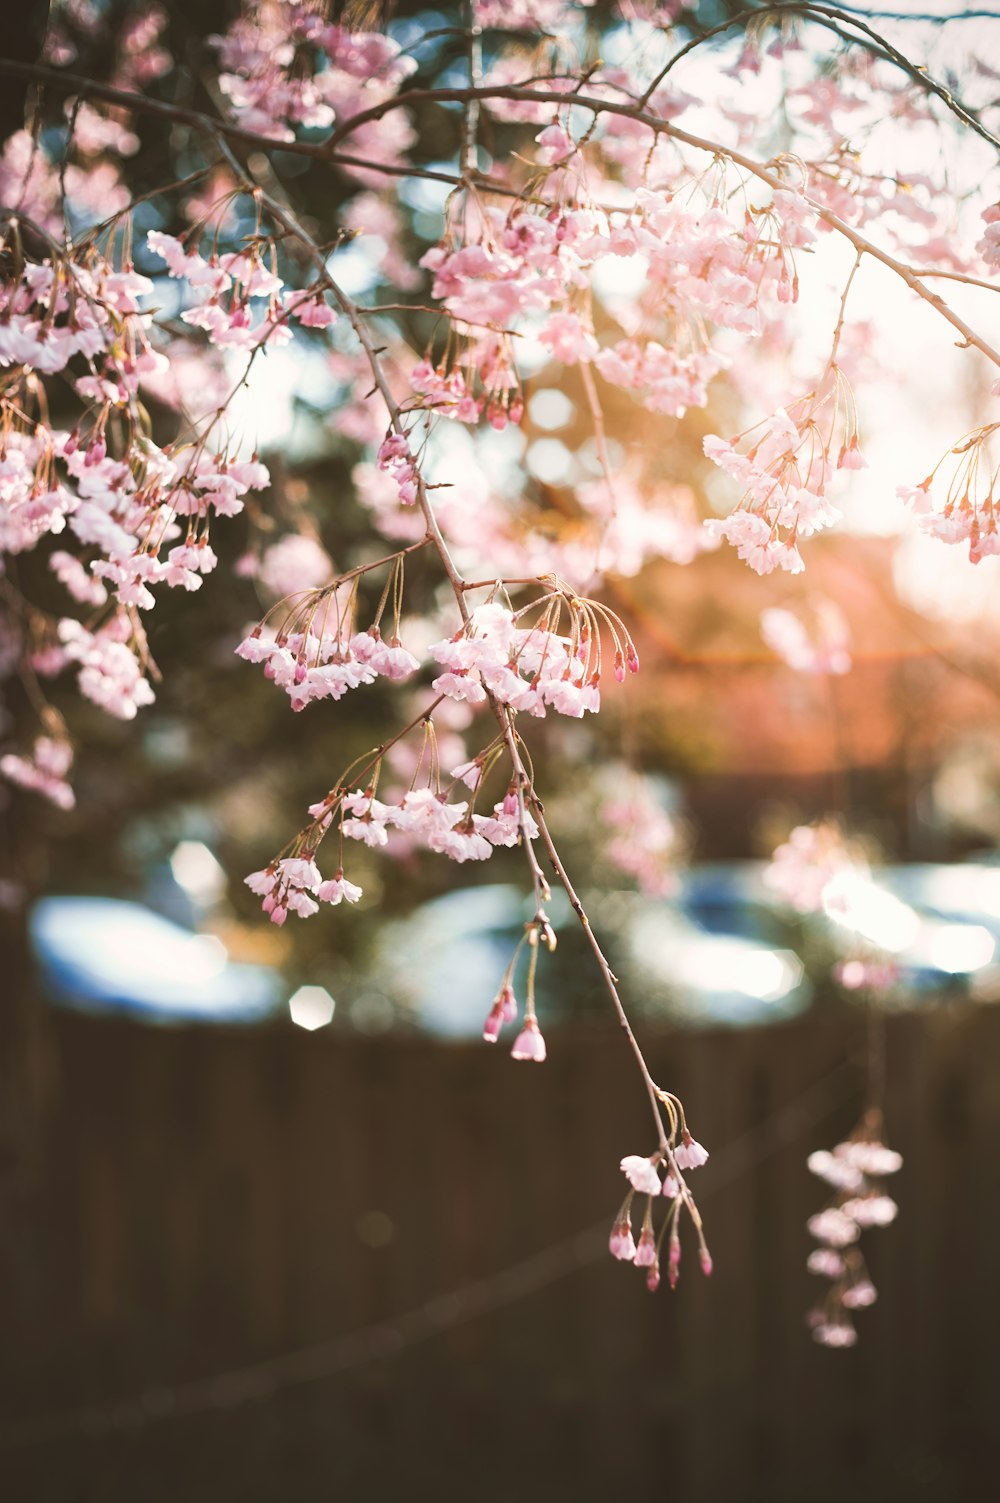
{"left": 2, "top": 1000, "right": 998, "bottom": 1501}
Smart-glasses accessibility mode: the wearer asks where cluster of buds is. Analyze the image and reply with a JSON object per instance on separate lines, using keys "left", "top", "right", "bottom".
{"left": 482, "top": 916, "right": 556, "bottom": 1061}
{"left": 610, "top": 1127, "right": 712, "bottom": 1292}
{"left": 806, "top": 1109, "right": 902, "bottom": 1347}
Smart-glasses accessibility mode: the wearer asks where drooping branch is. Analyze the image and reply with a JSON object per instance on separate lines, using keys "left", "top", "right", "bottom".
{"left": 208, "top": 128, "right": 671, "bottom": 1148}
{"left": 1, "top": 59, "right": 996, "bottom": 372}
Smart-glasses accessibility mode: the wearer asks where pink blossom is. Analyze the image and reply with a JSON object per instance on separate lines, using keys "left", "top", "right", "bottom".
{"left": 510, "top": 1017, "right": 547, "bottom": 1062}
{"left": 841, "top": 1194, "right": 898, "bottom": 1228}
{"left": 811, "top": 1318, "right": 858, "bottom": 1349}
{"left": 807, "top": 1150, "right": 864, "bottom": 1192}
{"left": 0, "top": 736, "right": 75, "bottom": 809}
{"left": 842, "top": 1280, "right": 877, "bottom": 1309}
{"left": 620, "top": 1154, "right": 661, "bottom": 1196}
{"left": 674, "top": 1132, "right": 709, "bottom": 1170}
{"left": 807, "top": 1208, "right": 861, "bottom": 1247}
{"left": 807, "top": 1248, "right": 846, "bottom": 1278}
{"left": 316, "top": 872, "right": 363, "bottom": 905}
{"left": 837, "top": 1141, "right": 903, "bottom": 1176}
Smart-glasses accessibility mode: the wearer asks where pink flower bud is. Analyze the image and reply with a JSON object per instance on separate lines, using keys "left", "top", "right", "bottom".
{"left": 668, "top": 1231, "right": 681, "bottom": 1289}
{"left": 609, "top": 1218, "right": 637, "bottom": 1262}
{"left": 499, "top": 982, "right": 518, "bottom": 1024}
{"left": 634, "top": 1228, "right": 657, "bottom": 1267}
{"left": 483, "top": 1002, "right": 504, "bottom": 1043}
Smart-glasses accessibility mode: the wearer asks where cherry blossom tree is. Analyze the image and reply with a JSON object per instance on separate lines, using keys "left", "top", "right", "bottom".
{"left": 2, "top": 0, "right": 999, "bottom": 1317}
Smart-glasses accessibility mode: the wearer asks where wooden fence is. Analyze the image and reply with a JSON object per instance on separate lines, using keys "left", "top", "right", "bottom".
{"left": 1, "top": 1002, "right": 999, "bottom": 1502}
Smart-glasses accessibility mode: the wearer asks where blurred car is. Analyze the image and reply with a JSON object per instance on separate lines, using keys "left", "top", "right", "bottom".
{"left": 30, "top": 896, "right": 281, "bottom": 1024}
{"left": 372, "top": 881, "right": 811, "bottom": 1036}
{"left": 374, "top": 862, "right": 1000, "bottom": 1041}
{"left": 680, "top": 861, "right": 1000, "bottom": 1001}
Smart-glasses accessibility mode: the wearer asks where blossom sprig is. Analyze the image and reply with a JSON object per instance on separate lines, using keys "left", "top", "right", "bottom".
{"left": 235, "top": 543, "right": 428, "bottom": 711}
{"left": 210, "top": 8, "right": 417, "bottom": 162}
{"left": 429, "top": 585, "right": 639, "bottom": 720}
{"left": 611, "top": 1113, "right": 712, "bottom": 1292}
{"left": 600, "top": 769, "right": 681, "bottom": 898}
{"left": 0, "top": 211, "right": 277, "bottom": 787}
{"left": 704, "top": 368, "right": 865, "bottom": 575}
{"left": 806, "top": 1108, "right": 902, "bottom": 1348}
{"left": 242, "top": 701, "right": 548, "bottom": 924}
{"left": 0, "top": 733, "right": 75, "bottom": 810}
{"left": 483, "top": 917, "right": 555, "bottom": 1061}
{"left": 409, "top": 328, "right": 524, "bottom": 432}
{"left": 147, "top": 228, "right": 316, "bottom": 351}
{"left": 897, "top": 421, "right": 1000, "bottom": 564}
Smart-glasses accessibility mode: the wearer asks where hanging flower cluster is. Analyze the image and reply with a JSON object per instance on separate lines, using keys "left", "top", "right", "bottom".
{"left": 898, "top": 421, "right": 1000, "bottom": 564}
{"left": 806, "top": 1111, "right": 902, "bottom": 1347}
{"left": 429, "top": 595, "right": 638, "bottom": 720}
{"left": 704, "top": 374, "right": 864, "bottom": 575}
{"left": 210, "top": 5, "right": 416, "bottom": 165}
{"left": 0, "top": 226, "right": 273, "bottom": 771}
{"left": 611, "top": 1124, "right": 712, "bottom": 1292}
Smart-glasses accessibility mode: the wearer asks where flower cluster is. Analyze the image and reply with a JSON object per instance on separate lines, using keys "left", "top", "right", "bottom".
{"left": 0, "top": 735, "right": 75, "bottom": 810}
{"left": 147, "top": 231, "right": 336, "bottom": 350}
{"left": 429, "top": 598, "right": 637, "bottom": 720}
{"left": 245, "top": 856, "right": 363, "bottom": 925}
{"left": 331, "top": 783, "right": 539, "bottom": 864}
{"left": 704, "top": 382, "right": 864, "bottom": 574}
{"left": 806, "top": 1112, "right": 902, "bottom": 1347}
{"left": 409, "top": 336, "right": 523, "bottom": 431}
{"left": 376, "top": 433, "right": 420, "bottom": 505}
{"left": 53, "top": 616, "right": 156, "bottom": 721}
{"left": 897, "top": 423, "right": 1000, "bottom": 564}
{"left": 610, "top": 1129, "right": 712, "bottom": 1291}
{"left": 0, "top": 227, "right": 275, "bottom": 794}
{"left": 237, "top": 622, "right": 420, "bottom": 712}
{"left": 245, "top": 774, "right": 543, "bottom": 926}
{"left": 481, "top": 920, "right": 554, "bottom": 1061}
{"left": 210, "top": 6, "right": 416, "bottom": 169}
